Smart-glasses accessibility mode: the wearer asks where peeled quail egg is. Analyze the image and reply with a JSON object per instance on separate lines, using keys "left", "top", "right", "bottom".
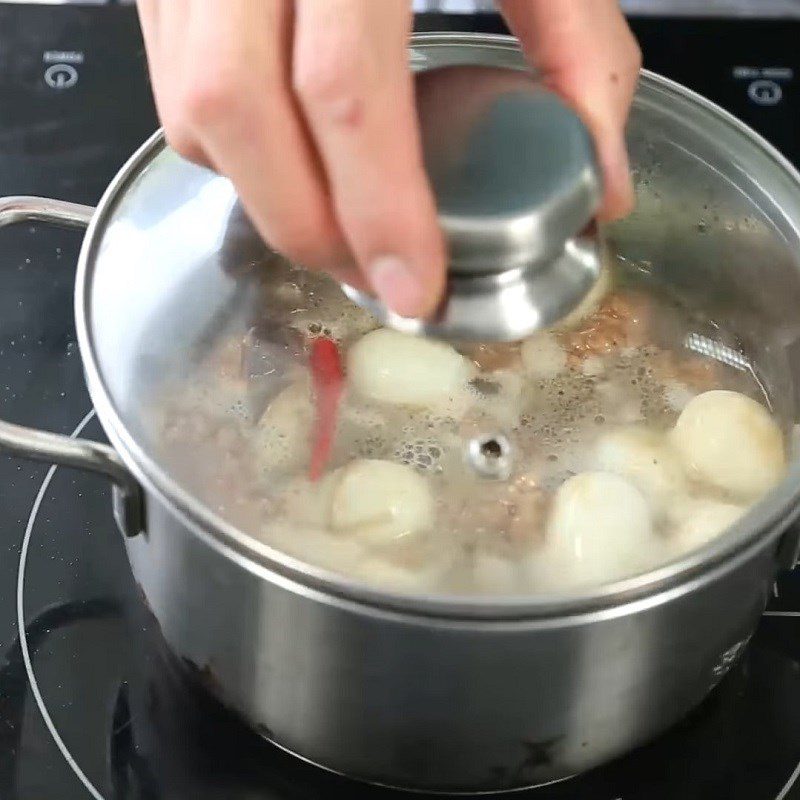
{"left": 265, "top": 520, "right": 364, "bottom": 575}
{"left": 538, "top": 471, "right": 659, "bottom": 587}
{"left": 329, "top": 459, "right": 435, "bottom": 545}
{"left": 590, "top": 426, "right": 686, "bottom": 519}
{"left": 520, "top": 332, "right": 567, "bottom": 380}
{"left": 352, "top": 556, "right": 444, "bottom": 593}
{"left": 671, "top": 390, "right": 785, "bottom": 500}
{"left": 473, "top": 552, "right": 520, "bottom": 594}
{"left": 668, "top": 497, "right": 747, "bottom": 554}
{"left": 254, "top": 377, "right": 313, "bottom": 474}
{"left": 348, "top": 328, "right": 473, "bottom": 409}
{"left": 276, "top": 473, "right": 339, "bottom": 528}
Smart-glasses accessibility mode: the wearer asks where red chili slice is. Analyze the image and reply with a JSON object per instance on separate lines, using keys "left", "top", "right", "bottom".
{"left": 308, "top": 336, "right": 345, "bottom": 482}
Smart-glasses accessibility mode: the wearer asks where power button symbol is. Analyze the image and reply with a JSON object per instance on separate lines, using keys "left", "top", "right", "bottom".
{"left": 44, "top": 63, "right": 79, "bottom": 89}
{"left": 748, "top": 79, "right": 782, "bottom": 106}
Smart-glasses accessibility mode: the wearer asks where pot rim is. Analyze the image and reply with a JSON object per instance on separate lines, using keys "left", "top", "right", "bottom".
{"left": 75, "top": 32, "right": 800, "bottom": 621}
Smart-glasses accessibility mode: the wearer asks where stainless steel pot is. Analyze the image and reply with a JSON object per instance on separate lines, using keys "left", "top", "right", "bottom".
{"left": 3, "top": 33, "right": 800, "bottom": 793}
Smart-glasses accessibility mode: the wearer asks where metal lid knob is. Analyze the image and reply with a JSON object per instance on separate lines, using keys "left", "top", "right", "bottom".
{"left": 342, "top": 64, "right": 605, "bottom": 342}
{"left": 421, "top": 65, "right": 601, "bottom": 273}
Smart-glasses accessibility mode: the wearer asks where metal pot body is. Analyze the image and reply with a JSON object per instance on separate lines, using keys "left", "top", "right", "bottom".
{"left": 125, "top": 488, "right": 782, "bottom": 792}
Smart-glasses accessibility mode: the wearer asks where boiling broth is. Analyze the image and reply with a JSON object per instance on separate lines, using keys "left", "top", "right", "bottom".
{"left": 153, "top": 257, "right": 787, "bottom": 595}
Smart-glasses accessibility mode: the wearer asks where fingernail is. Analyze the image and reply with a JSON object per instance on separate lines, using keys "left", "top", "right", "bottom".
{"left": 368, "top": 255, "right": 426, "bottom": 318}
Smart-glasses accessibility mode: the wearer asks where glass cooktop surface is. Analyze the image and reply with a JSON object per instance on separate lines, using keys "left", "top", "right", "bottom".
{"left": 1, "top": 5, "right": 799, "bottom": 799}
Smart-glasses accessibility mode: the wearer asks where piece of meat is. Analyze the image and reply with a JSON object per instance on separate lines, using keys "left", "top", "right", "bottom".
{"left": 562, "top": 291, "right": 651, "bottom": 364}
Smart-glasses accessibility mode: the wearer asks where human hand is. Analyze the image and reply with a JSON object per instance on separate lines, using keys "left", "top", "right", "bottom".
{"left": 137, "top": 1, "right": 640, "bottom": 319}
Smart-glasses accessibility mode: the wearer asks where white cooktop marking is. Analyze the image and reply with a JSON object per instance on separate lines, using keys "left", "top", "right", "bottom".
{"left": 776, "top": 759, "right": 800, "bottom": 800}
{"left": 16, "top": 409, "right": 105, "bottom": 800}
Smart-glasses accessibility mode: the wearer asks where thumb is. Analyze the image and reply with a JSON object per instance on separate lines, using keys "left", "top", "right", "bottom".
{"left": 499, "top": 0, "right": 641, "bottom": 220}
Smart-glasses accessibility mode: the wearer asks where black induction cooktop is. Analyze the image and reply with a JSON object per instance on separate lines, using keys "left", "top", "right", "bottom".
{"left": 1, "top": 5, "right": 800, "bottom": 799}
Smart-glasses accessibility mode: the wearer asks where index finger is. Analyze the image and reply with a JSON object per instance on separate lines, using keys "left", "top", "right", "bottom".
{"left": 293, "top": 0, "right": 446, "bottom": 319}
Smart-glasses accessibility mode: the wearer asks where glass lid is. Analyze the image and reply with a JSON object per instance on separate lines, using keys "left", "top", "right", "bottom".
{"left": 79, "top": 35, "right": 800, "bottom": 606}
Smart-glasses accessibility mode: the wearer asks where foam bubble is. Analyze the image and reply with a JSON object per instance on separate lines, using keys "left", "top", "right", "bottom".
{"left": 393, "top": 436, "right": 446, "bottom": 473}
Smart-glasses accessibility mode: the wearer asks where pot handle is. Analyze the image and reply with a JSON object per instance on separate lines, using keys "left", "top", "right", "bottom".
{"left": 0, "top": 194, "right": 95, "bottom": 229}
{"left": 0, "top": 196, "right": 144, "bottom": 538}
{"left": 778, "top": 518, "right": 800, "bottom": 571}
